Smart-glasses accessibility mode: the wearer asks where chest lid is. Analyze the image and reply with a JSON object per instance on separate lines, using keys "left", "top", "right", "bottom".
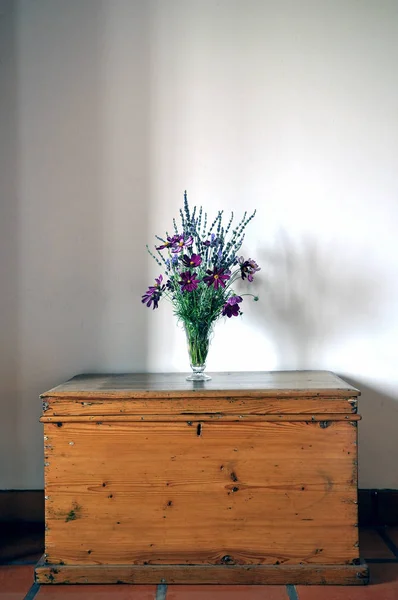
{"left": 40, "top": 371, "right": 359, "bottom": 420}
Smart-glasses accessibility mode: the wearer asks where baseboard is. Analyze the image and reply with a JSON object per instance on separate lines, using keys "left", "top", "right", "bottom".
{"left": 358, "top": 489, "right": 398, "bottom": 527}
{"left": 0, "top": 490, "right": 44, "bottom": 523}
{"left": 1, "top": 489, "right": 397, "bottom": 526}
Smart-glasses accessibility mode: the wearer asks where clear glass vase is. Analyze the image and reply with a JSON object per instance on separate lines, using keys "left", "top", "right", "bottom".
{"left": 184, "top": 321, "right": 213, "bottom": 381}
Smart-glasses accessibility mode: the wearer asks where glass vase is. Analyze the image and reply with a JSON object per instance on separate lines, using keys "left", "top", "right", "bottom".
{"left": 184, "top": 321, "right": 213, "bottom": 381}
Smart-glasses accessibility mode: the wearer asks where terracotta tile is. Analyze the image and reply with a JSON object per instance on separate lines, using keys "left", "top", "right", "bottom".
{"left": 36, "top": 584, "right": 156, "bottom": 599}
{"left": 297, "top": 563, "right": 398, "bottom": 599}
{"left": 167, "top": 585, "right": 288, "bottom": 599}
{"left": 297, "top": 585, "right": 367, "bottom": 600}
{"left": 359, "top": 529, "right": 395, "bottom": 559}
{"left": 0, "top": 565, "right": 34, "bottom": 594}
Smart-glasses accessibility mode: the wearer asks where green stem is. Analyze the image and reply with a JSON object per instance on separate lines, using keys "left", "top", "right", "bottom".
{"left": 184, "top": 321, "right": 213, "bottom": 367}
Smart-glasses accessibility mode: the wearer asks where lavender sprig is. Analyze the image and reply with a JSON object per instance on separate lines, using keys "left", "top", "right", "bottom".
{"left": 142, "top": 193, "right": 260, "bottom": 333}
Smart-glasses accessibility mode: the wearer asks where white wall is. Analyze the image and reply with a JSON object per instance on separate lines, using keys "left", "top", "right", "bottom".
{"left": 1, "top": 0, "right": 398, "bottom": 489}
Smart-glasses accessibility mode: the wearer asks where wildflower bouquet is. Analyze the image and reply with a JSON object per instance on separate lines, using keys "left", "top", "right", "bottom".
{"left": 142, "top": 192, "right": 260, "bottom": 380}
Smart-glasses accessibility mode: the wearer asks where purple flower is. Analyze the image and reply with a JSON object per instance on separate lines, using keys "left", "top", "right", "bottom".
{"left": 178, "top": 270, "right": 200, "bottom": 292}
{"left": 141, "top": 290, "right": 161, "bottom": 309}
{"left": 202, "top": 233, "right": 218, "bottom": 248}
{"left": 203, "top": 267, "right": 230, "bottom": 290}
{"left": 227, "top": 295, "right": 243, "bottom": 305}
{"left": 222, "top": 294, "right": 243, "bottom": 318}
{"left": 156, "top": 235, "right": 178, "bottom": 251}
{"left": 222, "top": 303, "right": 240, "bottom": 317}
{"left": 182, "top": 253, "right": 202, "bottom": 268}
{"left": 154, "top": 274, "right": 165, "bottom": 288}
{"left": 171, "top": 235, "right": 193, "bottom": 253}
{"left": 239, "top": 257, "right": 261, "bottom": 282}
{"left": 222, "top": 295, "right": 243, "bottom": 317}
{"left": 141, "top": 275, "right": 165, "bottom": 309}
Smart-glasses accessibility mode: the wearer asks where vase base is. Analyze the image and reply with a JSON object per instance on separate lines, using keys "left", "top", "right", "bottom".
{"left": 186, "top": 372, "right": 212, "bottom": 381}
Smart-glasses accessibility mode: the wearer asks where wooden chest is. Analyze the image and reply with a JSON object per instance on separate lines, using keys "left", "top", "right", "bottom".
{"left": 36, "top": 371, "right": 368, "bottom": 585}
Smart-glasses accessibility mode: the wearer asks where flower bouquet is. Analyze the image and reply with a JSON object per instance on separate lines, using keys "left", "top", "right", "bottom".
{"left": 142, "top": 192, "right": 260, "bottom": 380}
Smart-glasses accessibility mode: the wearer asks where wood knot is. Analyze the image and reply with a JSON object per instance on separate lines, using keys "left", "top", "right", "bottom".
{"left": 221, "top": 555, "right": 235, "bottom": 565}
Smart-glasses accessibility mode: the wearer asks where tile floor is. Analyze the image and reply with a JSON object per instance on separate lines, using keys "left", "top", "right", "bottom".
{"left": 1, "top": 526, "right": 398, "bottom": 599}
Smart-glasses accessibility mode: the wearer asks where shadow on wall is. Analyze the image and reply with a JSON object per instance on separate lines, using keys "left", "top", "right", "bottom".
{"left": 247, "top": 231, "right": 382, "bottom": 369}
{"left": 342, "top": 377, "right": 398, "bottom": 489}
{"left": 243, "top": 231, "right": 397, "bottom": 487}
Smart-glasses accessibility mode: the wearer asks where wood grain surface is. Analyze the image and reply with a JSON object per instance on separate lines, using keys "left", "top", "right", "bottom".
{"left": 35, "top": 559, "right": 369, "bottom": 585}
{"left": 42, "top": 396, "right": 358, "bottom": 418}
{"left": 44, "top": 420, "right": 358, "bottom": 566}
{"left": 38, "top": 371, "right": 364, "bottom": 585}
{"left": 41, "top": 371, "right": 360, "bottom": 399}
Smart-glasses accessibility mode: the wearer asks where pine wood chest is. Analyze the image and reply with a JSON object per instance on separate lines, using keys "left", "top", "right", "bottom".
{"left": 36, "top": 371, "right": 368, "bottom": 585}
